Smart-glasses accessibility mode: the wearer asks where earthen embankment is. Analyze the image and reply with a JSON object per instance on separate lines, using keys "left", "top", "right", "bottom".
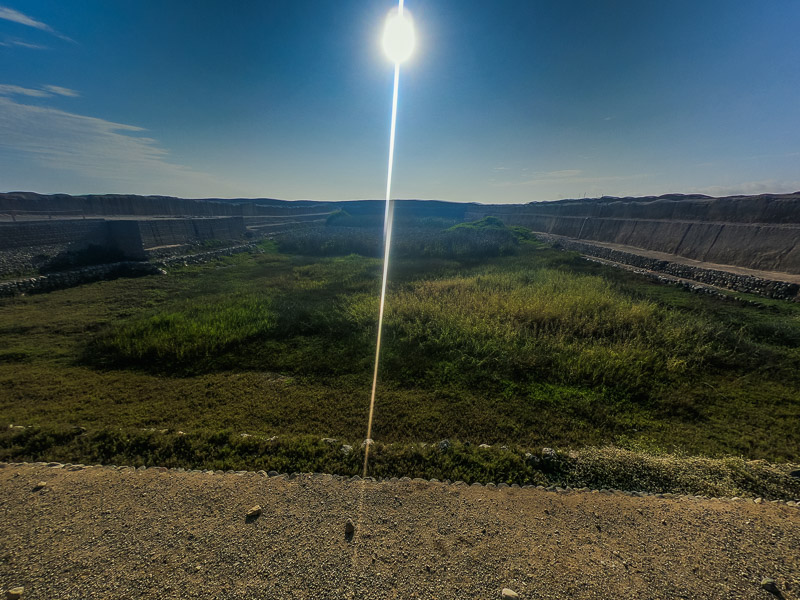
{"left": 2, "top": 191, "right": 798, "bottom": 276}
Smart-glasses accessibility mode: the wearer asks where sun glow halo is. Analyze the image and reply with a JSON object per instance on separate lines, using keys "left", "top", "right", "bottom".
{"left": 382, "top": 9, "right": 415, "bottom": 63}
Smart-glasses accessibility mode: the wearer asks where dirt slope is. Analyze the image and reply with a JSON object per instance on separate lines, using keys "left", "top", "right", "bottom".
{"left": 1, "top": 464, "right": 798, "bottom": 599}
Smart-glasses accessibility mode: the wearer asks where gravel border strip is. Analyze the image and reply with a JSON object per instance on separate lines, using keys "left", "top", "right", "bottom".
{"left": 3, "top": 461, "right": 798, "bottom": 507}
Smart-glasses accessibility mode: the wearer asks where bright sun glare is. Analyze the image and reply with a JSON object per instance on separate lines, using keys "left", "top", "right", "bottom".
{"left": 382, "top": 9, "right": 415, "bottom": 63}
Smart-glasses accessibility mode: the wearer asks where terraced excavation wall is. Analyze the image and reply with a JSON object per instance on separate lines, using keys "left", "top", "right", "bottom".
{"left": 0, "top": 192, "right": 318, "bottom": 217}
{"left": 0, "top": 217, "right": 246, "bottom": 277}
{"left": 3, "top": 192, "right": 798, "bottom": 275}
{"left": 469, "top": 195, "right": 800, "bottom": 275}
{"left": 135, "top": 217, "right": 246, "bottom": 249}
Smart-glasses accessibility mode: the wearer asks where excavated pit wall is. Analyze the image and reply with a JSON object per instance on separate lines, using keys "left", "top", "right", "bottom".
{"left": 509, "top": 215, "right": 800, "bottom": 274}
{"left": 0, "top": 193, "right": 317, "bottom": 217}
{"left": 3, "top": 192, "right": 798, "bottom": 275}
{"left": 539, "top": 234, "right": 800, "bottom": 301}
{"left": 467, "top": 195, "right": 800, "bottom": 275}
{"left": 0, "top": 218, "right": 247, "bottom": 277}
{"left": 473, "top": 194, "right": 800, "bottom": 223}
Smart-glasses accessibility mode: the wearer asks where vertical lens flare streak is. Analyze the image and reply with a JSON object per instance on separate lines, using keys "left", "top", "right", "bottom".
{"left": 364, "top": 0, "right": 409, "bottom": 478}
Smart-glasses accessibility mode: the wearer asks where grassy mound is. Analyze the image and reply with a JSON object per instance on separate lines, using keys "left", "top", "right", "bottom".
{"left": 276, "top": 216, "right": 521, "bottom": 259}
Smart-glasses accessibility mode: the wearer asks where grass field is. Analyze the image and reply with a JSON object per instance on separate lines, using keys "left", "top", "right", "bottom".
{"left": 1, "top": 225, "right": 799, "bottom": 492}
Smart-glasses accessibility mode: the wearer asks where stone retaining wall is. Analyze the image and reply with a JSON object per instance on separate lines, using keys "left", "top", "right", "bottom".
{"left": 0, "top": 244, "right": 262, "bottom": 297}
{"left": 0, "top": 220, "right": 111, "bottom": 276}
{"left": 0, "top": 262, "right": 163, "bottom": 297}
{"left": 0, "top": 219, "right": 109, "bottom": 250}
{"left": 154, "top": 243, "right": 262, "bottom": 267}
{"left": 538, "top": 234, "right": 800, "bottom": 302}
{"left": 137, "top": 217, "right": 246, "bottom": 249}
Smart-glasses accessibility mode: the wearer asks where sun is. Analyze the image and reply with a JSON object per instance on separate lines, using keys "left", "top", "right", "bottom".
{"left": 382, "top": 8, "right": 415, "bottom": 64}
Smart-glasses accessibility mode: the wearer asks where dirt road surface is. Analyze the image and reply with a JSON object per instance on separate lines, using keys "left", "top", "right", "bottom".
{"left": 571, "top": 239, "right": 800, "bottom": 285}
{"left": 1, "top": 464, "right": 798, "bottom": 599}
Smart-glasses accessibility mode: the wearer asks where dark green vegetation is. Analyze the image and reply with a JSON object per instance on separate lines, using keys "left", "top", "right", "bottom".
{"left": 2, "top": 428, "right": 798, "bottom": 500}
{"left": 277, "top": 215, "right": 521, "bottom": 259}
{"left": 1, "top": 221, "right": 799, "bottom": 493}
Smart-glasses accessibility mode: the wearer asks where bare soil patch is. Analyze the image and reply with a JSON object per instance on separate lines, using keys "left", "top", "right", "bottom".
{"left": 1, "top": 464, "right": 798, "bottom": 599}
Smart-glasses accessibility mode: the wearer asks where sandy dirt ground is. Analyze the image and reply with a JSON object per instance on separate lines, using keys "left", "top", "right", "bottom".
{"left": 1, "top": 464, "right": 798, "bottom": 599}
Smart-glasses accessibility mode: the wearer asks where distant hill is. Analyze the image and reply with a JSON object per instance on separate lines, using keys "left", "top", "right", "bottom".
{"left": 2, "top": 191, "right": 799, "bottom": 223}
{"left": 2, "top": 190, "right": 798, "bottom": 273}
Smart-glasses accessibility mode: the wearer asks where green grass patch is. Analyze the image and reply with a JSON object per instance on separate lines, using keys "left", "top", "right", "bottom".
{"left": 90, "top": 294, "right": 275, "bottom": 369}
{"left": 383, "top": 267, "right": 717, "bottom": 397}
{"left": 1, "top": 235, "right": 798, "bottom": 467}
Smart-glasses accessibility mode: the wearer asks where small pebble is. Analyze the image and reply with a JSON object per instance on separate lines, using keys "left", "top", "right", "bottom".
{"left": 761, "top": 577, "right": 779, "bottom": 594}
{"left": 6, "top": 587, "right": 24, "bottom": 600}
{"left": 501, "top": 588, "right": 519, "bottom": 598}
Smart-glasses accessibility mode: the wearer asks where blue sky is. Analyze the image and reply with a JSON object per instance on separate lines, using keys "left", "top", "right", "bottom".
{"left": 1, "top": 0, "right": 799, "bottom": 202}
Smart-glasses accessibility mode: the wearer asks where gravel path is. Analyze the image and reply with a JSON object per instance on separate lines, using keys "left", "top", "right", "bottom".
{"left": 570, "top": 238, "right": 800, "bottom": 284}
{"left": 1, "top": 464, "right": 798, "bottom": 599}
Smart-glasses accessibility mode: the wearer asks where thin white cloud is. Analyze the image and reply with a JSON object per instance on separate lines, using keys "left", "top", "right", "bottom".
{"left": 739, "top": 151, "right": 800, "bottom": 162}
{"left": 0, "top": 84, "right": 79, "bottom": 98}
{"left": 699, "top": 152, "right": 800, "bottom": 168}
{"left": 0, "top": 95, "right": 235, "bottom": 195}
{"left": 695, "top": 180, "right": 800, "bottom": 197}
{"left": 0, "top": 84, "right": 50, "bottom": 97}
{"left": 0, "top": 5, "right": 73, "bottom": 42}
{"left": 0, "top": 6, "right": 51, "bottom": 30}
{"left": 535, "top": 169, "right": 582, "bottom": 178}
{"left": 0, "top": 38, "right": 47, "bottom": 49}
{"left": 494, "top": 170, "right": 650, "bottom": 188}
{"left": 42, "top": 85, "right": 79, "bottom": 97}
{"left": 493, "top": 166, "right": 510, "bottom": 171}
